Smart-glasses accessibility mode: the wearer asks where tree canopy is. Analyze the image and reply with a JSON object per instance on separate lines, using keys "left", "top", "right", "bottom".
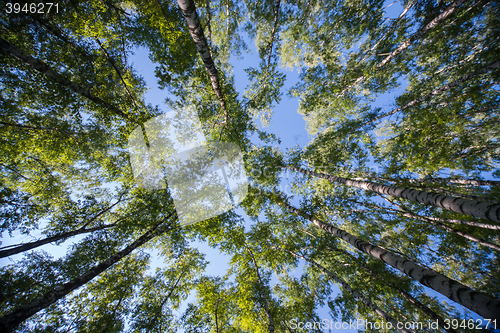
{"left": 0, "top": 0, "right": 499, "bottom": 332}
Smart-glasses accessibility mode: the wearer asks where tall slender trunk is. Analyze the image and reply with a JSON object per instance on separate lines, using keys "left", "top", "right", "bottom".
{"left": 375, "top": 178, "right": 497, "bottom": 205}
{"left": 0, "top": 223, "right": 117, "bottom": 258}
{"left": 385, "top": 202, "right": 500, "bottom": 231}
{"left": 214, "top": 294, "right": 220, "bottom": 333}
{"left": 226, "top": 0, "right": 229, "bottom": 37}
{"left": 350, "top": 193, "right": 500, "bottom": 231}
{"left": 420, "top": 242, "right": 500, "bottom": 284}
{"left": 361, "top": 0, "right": 416, "bottom": 62}
{"left": 422, "top": 215, "right": 500, "bottom": 231}
{"left": 377, "top": 0, "right": 467, "bottom": 67}
{"left": 100, "top": 294, "right": 125, "bottom": 333}
{"left": 299, "top": 229, "right": 458, "bottom": 333}
{"left": 357, "top": 193, "right": 500, "bottom": 231}
{"left": 266, "top": 0, "right": 281, "bottom": 70}
{"left": 28, "top": 14, "right": 94, "bottom": 61}
{"left": 94, "top": 38, "right": 141, "bottom": 111}
{"left": 276, "top": 199, "right": 500, "bottom": 320}
{"left": 0, "top": 121, "right": 72, "bottom": 136}
{"left": 246, "top": 246, "right": 275, "bottom": 333}
{"left": 344, "top": 0, "right": 468, "bottom": 94}
{"left": 0, "top": 211, "right": 177, "bottom": 333}
{"left": 278, "top": 248, "right": 413, "bottom": 333}
{"left": 378, "top": 195, "right": 500, "bottom": 248}
{"left": 396, "top": 209, "right": 500, "bottom": 251}
{"left": 205, "top": 0, "right": 213, "bottom": 56}
{"left": 421, "top": 177, "right": 500, "bottom": 188}
{"left": 150, "top": 269, "right": 185, "bottom": 326}
{"left": 283, "top": 165, "right": 500, "bottom": 223}
{"left": 0, "top": 37, "right": 129, "bottom": 121}
{"left": 354, "top": 60, "right": 500, "bottom": 130}
{"left": 0, "top": 196, "right": 127, "bottom": 258}
{"left": 403, "top": 183, "right": 490, "bottom": 202}
{"left": 176, "top": 0, "right": 228, "bottom": 124}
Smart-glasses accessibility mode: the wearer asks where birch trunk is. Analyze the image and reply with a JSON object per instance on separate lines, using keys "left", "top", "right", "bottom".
{"left": 150, "top": 269, "right": 185, "bottom": 326}
{"left": 266, "top": 0, "right": 281, "bottom": 70}
{"left": 95, "top": 38, "right": 140, "bottom": 110}
{"left": 0, "top": 37, "right": 128, "bottom": 121}
{"left": 0, "top": 223, "right": 117, "bottom": 258}
{"left": 377, "top": 0, "right": 467, "bottom": 67}
{"left": 396, "top": 209, "right": 500, "bottom": 251}
{"left": 205, "top": 0, "right": 213, "bottom": 56}
{"left": 352, "top": 195, "right": 500, "bottom": 230}
{"left": 300, "top": 230, "right": 458, "bottom": 333}
{"left": 246, "top": 246, "right": 275, "bottom": 333}
{"left": 354, "top": 60, "right": 500, "bottom": 129}
{"left": 382, "top": 201, "right": 500, "bottom": 231}
{"left": 277, "top": 199, "right": 500, "bottom": 321}
{"left": 176, "top": 0, "right": 228, "bottom": 123}
{"left": 423, "top": 177, "right": 500, "bottom": 188}
{"left": 279, "top": 248, "right": 413, "bottom": 333}
{"left": 284, "top": 165, "right": 500, "bottom": 223}
{"left": 0, "top": 211, "right": 177, "bottom": 333}
{"left": 422, "top": 215, "right": 500, "bottom": 231}
{"left": 344, "top": 0, "right": 468, "bottom": 93}
{"left": 361, "top": 0, "right": 416, "bottom": 62}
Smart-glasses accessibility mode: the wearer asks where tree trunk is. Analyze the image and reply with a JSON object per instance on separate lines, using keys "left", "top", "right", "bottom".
{"left": 246, "top": 246, "right": 275, "bottom": 333}
{"left": 423, "top": 215, "right": 500, "bottom": 231}
{"left": 407, "top": 184, "right": 490, "bottom": 202}
{"left": 0, "top": 211, "right": 177, "bottom": 333}
{"left": 176, "top": 0, "right": 228, "bottom": 124}
{"left": 279, "top": 248, "right": 413, "bottom": 333}
{"left": 150, "top": 269, "right": 185, "bottom": 326}
{"left": 266, "top": 0, "right": 281, "bottom": 70}
{"left": 377, "top": 0, "right": 467, "bottom": 67}
{"left": 396, "top": 209, "right": 500, "bottom": 251}
{"left": 205, "top": 0, "right": 213, "bottom": 56}
{"left": 423, "top": 177, "right": 500, "bottom": 188}
{"left": 214, "top": 295, "right": 220, "bottom": 333}
{"left": 420, "top": 242, "right": 500, "bottom": 284}
{"left": 378, "top": 195, "right": 500, "bottom": 249}
{"left": 28, "top": 14, "right": 94, "bottom": 61}
{"left": 357, "top": 60, "right": 500, "bottom": 130}
{"left": 276, "top": 199, "right": 500, "bottom": 321}
{"left": 344, "top": 0, "right": 468, "bottom": 94}
{"left": 0, "top": 223, "right": 117, "bottom": 259}
{"left": 283, "top": 165, "right": 500, "bottom": 223}
{"left": 384, "top": 203, "right": 500, "bottom": 231}
{"left": 0, "top": 37, "right": 129, "bottom": 121}
{"left": 101, "top": 294, "right": 125, "bottom": 333}
{"left": 361, "top": 0, "right": 416, "bottom": 62}
{"left": 299, "top": 229, "right": 458, "bottom": 333}
{"left": 95, "top": 38, "right": 141, "bottom": 111}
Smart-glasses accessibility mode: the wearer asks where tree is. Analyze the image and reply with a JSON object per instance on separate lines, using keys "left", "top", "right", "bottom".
{"left": 283, "top": 164, "right": 500, "bottom": 223}
{"left": 0, "top": 209, "right": 177, "bottom": 332}
{"left": 275, "top": 196, "right": 500, "bottom": 321}
{"left": 279, "top": 248, "right": 413, "bottom": 333}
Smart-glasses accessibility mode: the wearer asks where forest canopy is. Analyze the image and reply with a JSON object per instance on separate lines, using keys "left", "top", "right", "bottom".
{"left": 0, "top": 0, "right": 499, "bottom": 332}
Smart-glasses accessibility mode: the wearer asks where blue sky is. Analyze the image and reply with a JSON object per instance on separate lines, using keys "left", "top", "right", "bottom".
{"left": 125, "top": 23, "right": 363, "bottom": 328}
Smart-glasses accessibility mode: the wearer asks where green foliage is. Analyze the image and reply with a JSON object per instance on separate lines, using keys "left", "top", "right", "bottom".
{"left": 1, "top": 0, "right": 499, "bottom": 331}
